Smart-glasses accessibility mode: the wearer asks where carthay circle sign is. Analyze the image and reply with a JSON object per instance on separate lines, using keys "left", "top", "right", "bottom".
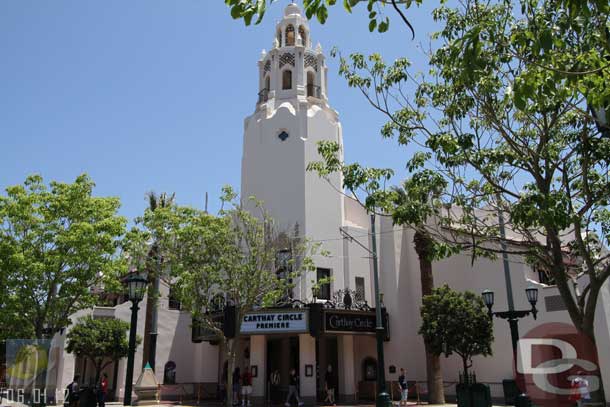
{"left": 324, "top": 312, "right": 377, "bottom": 333}
{"left": 240, "top": 311, "right": 308, "bottom": 334}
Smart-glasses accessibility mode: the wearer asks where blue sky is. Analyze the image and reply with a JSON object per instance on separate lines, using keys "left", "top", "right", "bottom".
{"left": 0, "top": 0, "right": 440, "bottom": 221}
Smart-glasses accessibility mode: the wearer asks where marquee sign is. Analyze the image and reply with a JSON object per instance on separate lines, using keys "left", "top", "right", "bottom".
{"left": 240, "top": 310, "right": 308, "bottom": 334}
{"left": 324, "top": 311, "right": 377, "bottom": 334}
{"left": 323, "top": 310, "right": 390, "bottom": 340}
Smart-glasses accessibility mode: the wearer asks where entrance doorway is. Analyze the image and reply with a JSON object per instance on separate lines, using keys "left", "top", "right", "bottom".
{"left": 266, "top": 337, "right": 299, "bottom": 405}
{"left": 316, "top": 336, "right": 338, "bottom": 402}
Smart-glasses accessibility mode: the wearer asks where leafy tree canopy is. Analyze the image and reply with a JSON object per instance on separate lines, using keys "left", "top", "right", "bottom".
{"left": 419, "top": 285, "right": 493, "bottom": 377}
{"left": 66, "top": 316, "right": 137, "bottom": 382}
{"left": 0, "top": 174, "right": 127, "bottom": 340}
{"left": 127, "top": 186, "right": 321, "bottom": 407}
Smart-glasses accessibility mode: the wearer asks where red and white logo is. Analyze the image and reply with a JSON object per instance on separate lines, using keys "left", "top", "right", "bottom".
{"left": 517, "top": 323, "right": 601, "bottom": 406}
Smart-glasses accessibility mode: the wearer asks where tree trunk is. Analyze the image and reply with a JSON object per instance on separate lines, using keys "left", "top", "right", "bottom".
{"left": 462, "top": 357, "right": 469, "bottom": 384}
{"left": 414, "top": 230, "right": 445, "bottom": 404}
{"left": 546, "top": 228, "right": 607, "bottom": 405}
{"left": 582, "top": 325, "right": 607, "bottom": 405}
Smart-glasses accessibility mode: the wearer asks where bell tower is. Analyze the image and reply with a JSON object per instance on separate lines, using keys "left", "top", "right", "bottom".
{"left": 256, "top": 2, "right": 328, "bottom": 106}
{"left": 241, "top": 3, "right": 346, "bottom": 293}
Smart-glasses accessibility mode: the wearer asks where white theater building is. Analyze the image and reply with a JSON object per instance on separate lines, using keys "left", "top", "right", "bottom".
{"left": 44, "top": 4, "right": 610, "bottom": 406}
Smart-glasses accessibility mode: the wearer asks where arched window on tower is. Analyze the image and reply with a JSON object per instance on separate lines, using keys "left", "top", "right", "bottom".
{"left": 260, "top": 75, "right": 270, "bottom": 102}
{"left": 285, "top": 25, "right": 295, "bottom": 46}
{"left": 306, "top": 71, "right": 316, "bottom": 97}
{"left": 298, "top": 26, "right": 307, "bottom": 47}
{"left": 277, "top": 29, "right": 282, "bottom": 47}
{"left": 282, "top": 70, "right": 292, "bottom": 90}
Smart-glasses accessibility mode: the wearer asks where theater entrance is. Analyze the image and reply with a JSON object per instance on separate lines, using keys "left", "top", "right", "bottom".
{"left": 266, "top": 336, "right": 299, "bottom": 405}
{"left": 315, "top": 336, "right": 338, "bottom": 402}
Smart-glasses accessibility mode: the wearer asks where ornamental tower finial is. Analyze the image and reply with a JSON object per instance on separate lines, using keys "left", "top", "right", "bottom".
{"left": 256, "top": 3, "right": 328, "bottom": 107}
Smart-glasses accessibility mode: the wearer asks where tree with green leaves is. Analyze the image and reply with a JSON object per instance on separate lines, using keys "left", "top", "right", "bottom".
{"left": 66, "top": 316, "right": 137, "bottom": 384}
{"left": 225, "top": 0, "right": 610, "bottom": 402}
{"left": 224, "top": 0, "right": 417, "bottom": 37}
{"left": 0, "top": 174, "right": 127, "bottom": 340}
{"left": 419, "top": 285, "right": 494, "bottom": 379}
{"left": 308, "top": 152, "right": 449, "bottom": 403}
{"left": 328, "top": 0, "right": 610, "bottom": 366}
{"left": 130, "top": 187, "right": 319, "bottom": 407}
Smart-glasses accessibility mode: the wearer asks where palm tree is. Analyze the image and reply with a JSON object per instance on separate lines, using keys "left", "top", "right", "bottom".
{"left": 141, "top": 191, "right": 175, "bottom": 371}
{"left": 393, "top": 186, "right": 445, "bottom": 404}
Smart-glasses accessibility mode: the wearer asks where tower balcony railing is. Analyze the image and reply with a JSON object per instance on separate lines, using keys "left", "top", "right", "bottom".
{"left": 258, "top": 88, "right": 269, "bottom": 103}
{"left": 306, "top": 84, "right": 321, "bottom": 99}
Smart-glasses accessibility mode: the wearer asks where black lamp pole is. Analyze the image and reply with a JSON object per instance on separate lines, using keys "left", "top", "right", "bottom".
{"left": 370, "top": 214, "right": 391, "bottom": 407}
{"left": 490, "top": 197, "right": 540, "bottom": 357}
{"left": 123, "top": 272, "right": 147, "bottom": 406}
{"left": 482, "top": 287, "right": 539, "bottom": 354}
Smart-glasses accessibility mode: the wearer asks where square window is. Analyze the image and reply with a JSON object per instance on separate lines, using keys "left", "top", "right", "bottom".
{"left": 317, "top": 268, "right": 331, "bottom": 300}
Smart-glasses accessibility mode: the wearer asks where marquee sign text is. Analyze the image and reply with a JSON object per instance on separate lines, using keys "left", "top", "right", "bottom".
{"left": 241, "top": 311, "right": 308, "bottom": 334}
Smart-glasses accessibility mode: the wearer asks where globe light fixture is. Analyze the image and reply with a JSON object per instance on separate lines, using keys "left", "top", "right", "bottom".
{"left": 123, "top": 271, "right": 148, "bottom": 405}
{"left": 125, "top": 272, "right": 147, "bottom": 302}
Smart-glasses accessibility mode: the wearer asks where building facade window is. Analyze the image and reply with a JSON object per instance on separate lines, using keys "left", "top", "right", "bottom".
{"left": 363, "top": 357, "right": 377, "bottom": 381}
{"left": 285, "top": 24, "right": 295, "bottom": 46}
{"left": 164, "top": 361, "right": 176, "bottom": 384}
{"left": 168, "top": 286, "right": 181, "bottom": 310}
{"left": 298, "top": 25, "right": 306, "bottom": 46}
{"left": 282, "top": 70, "right": 292, "bottom": 89}
{"left": 316, "top": 268, "right": 331, "bottom": 300}
{"left": 537, "top": 267, "right": 556, "bottom": 286}
{"left": 306, "top": 71, "right": 316, "bottom": 97}
{"left": 355, "top": 277, "right": 365, "bottom": 301}
{"left": 277, "top": 29, "right": 282, "bottom": 47}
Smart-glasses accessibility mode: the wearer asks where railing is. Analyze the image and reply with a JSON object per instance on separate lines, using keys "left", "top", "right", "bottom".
{"left": 258, "top": 88, "right": 269, "bottom": 103}
{"left": 307, "top": 84, "right": 321, "bottom": 98}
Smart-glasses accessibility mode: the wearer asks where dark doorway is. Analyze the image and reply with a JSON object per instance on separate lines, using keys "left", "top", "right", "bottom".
{"left": 266, "top": 336, "right": 299, "bottom": 405}
{"left": 316, "top": 336, "right": 338, "bottom": 402}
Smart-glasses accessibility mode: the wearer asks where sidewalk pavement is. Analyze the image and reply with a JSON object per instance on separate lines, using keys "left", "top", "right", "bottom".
{"left": 1, "top": 402, "right": 508, "bottom": 407}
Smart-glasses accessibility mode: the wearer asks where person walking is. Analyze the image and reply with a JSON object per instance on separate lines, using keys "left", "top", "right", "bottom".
{"left": 241, "top": 367, "right": 253, "bottom": 407}
{"left": 232, "top": 367, "right": 241, "bottom": 406}
{"left": 285, "top": 368, "right": 303, "bottom": 407}
{"left": 66, "top": 375, "right": 80, "bottom": 407}
{"left": 324, "top": 364, "right": 337, "bottom": 406}
{"left": 97, "top": 373, "right": 108, "bottom": 407}
{"left": 398, "top": 368, "right": 408, "bottom": 406}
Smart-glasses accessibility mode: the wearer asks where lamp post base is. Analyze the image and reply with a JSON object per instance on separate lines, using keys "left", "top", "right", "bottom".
{"left": 376, "top": 391, "right": 392, "bottom": 407}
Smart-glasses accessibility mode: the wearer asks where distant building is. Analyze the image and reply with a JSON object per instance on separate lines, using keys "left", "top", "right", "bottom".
{"left": 47, "top": 4, "right": 610, "bottom": 406}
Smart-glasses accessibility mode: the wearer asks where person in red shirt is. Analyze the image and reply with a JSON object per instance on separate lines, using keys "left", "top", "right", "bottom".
{"left": 241, "top": 367, "right": 253, "bottom": 407}
{"left": 97, "top": 373, "right": 108, "bottom": 407}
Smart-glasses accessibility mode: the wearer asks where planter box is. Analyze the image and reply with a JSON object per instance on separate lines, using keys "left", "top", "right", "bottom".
{"left": 456, "top": 383, "right": 491, "bottom": 407}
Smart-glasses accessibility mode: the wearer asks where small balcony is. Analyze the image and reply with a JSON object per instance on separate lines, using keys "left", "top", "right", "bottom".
{"left": 258, "top": 88, "right": 269, "bottom": 103}
{"left": 306, "top": 84, "right": 321, "bottom": 98}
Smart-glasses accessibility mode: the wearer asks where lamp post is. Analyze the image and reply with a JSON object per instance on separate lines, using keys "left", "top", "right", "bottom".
{"left": 123, "top": 271, "right": 147, "bottom": 406}
{"left": 369, "top": 214, "right": 391, "bottom": 407}
{"left": 481, "top": 286, "right": 539, "bottom": 354}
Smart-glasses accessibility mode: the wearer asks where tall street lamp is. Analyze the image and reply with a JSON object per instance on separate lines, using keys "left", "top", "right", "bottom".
{"left": 123, "top": 272, "right": 147, "bottom": 406}
{"left": 481, "top": 286, "right": 539, "bottom": 354}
